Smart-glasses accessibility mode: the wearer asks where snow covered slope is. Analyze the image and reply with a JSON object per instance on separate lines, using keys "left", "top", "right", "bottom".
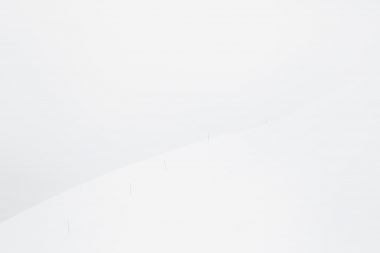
{"left": 1, "top": 0, "right": 380, "bottom": 222}
{"left": 0, "top": 83, "right": 379, "bottom": 252}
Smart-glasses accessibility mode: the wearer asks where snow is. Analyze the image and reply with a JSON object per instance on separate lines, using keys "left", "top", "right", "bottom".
{"left": 2, "top": 0, "right": 380, "bottom": 222}
{"left": 0, "top": 83, "right": 379, "bottom": 252}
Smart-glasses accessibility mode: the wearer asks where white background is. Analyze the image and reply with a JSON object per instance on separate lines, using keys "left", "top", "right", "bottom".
{"left": 1, "top": 0, "right": 380, "bottom": 246}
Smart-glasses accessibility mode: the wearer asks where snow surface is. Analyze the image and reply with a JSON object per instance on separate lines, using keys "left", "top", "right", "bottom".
{"left": 1, "top": 0, "right": 380, "bottom": 222}
{"left": 0, "top": 83, "right": 379, "bottom": 252}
